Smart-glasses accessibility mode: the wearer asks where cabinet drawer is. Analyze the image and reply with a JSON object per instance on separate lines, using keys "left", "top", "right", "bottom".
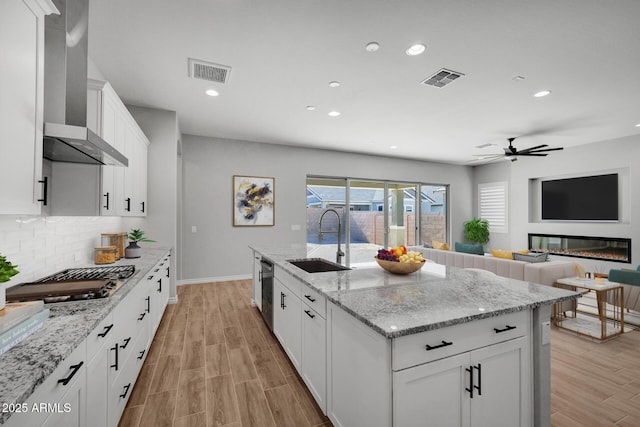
{"left": 392, "top": 310, "right": 528, "bottom": 371}
{"left": 300, "top": 285, "right": 326, "bottom": 318}
{"left": 87, "top": 312, "right": 115, "bottom": 363}
{"left": 275, "top": 266, "right": 302, "bottom": 297}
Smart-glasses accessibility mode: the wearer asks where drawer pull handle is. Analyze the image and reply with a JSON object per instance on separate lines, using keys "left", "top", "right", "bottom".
{"left": 110, "top": 344, "right": 119, "bottom": 370}
{"left": 138, "top": 312, "right": 146, "bottom": 321}
{"left": 138, "top": 349, "right": 146, "bottom": 360}
{"left": 98, "top": 324, "right": 113, "bottom": 338}
{"left": 304, "top": 295, "right": 316, "bottom": 302}
{"left": 494, "top": 325, "right": 517, "bottom": 333}
{"left": 147, "top": 275, "right": 154, "bottom": 280}
{"left": 304, "top": 309, "right": 315, "bottom": 319}
{"left": 57, "top": 361, "right": 84, "bottom": 386}
{"left": 121, "top": 337, "right": 131, "bottom": 349}
{"left": 120, "top": 383, "right": 131, "bottom": 399}
{"left": 425, "top": 340, "right": 453, "bottom": 351}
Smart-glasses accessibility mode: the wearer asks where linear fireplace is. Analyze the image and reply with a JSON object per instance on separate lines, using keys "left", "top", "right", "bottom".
{"left": 529, "top": 233, "right": 631, "bottom": 263}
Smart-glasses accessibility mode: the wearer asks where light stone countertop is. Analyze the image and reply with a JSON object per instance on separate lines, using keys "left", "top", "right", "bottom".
{"left": 251, "top": 245, "right": 581, "bottom": 339}
{"left": 0, "top": 247, "right": 170, "bottom": 425}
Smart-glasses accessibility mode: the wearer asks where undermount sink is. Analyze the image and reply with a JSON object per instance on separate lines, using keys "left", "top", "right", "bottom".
{"left": 288, "top": 258, "right": 351, "bottom": 273}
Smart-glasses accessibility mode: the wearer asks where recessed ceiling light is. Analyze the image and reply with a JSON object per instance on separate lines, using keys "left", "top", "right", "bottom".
{"left": 405, "top": 43, "right": 426, "bottom": 56}
{"left": 365, "top": 42, "right": 380, "bottom": 52}
{"left": 635, "top": 123, "right": 640, "bottom": 127}
{"left": 328, "top": 111, "right": 341, "bottom": 117}
{"left": 512, "top": 76, "right": 525, "bottom": 81}
{"left": 306, "top": 106, "right": 316, "bottom": 111}
{"left": 329, "top": 81, "right": 341, "bottom": 88}
{"left": 534, "top": 90, "right": 551, "bottom": 98}
{"left": 390, "top": 145, "right": 398, "bottom": 149}
{"left": 205, "top": 89, "right": 219, "bottom": 97}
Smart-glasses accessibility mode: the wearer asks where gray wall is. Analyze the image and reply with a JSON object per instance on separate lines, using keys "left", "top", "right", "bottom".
{"left": 474, "top": 133, "right": 640, "bottom": 273}
{"left": 181, "top": 135, "right": 475, "bottom": 281}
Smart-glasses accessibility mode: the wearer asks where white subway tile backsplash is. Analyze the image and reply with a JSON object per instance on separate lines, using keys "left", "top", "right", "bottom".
{"left": 0, "top": 215, "right": 125, "bottom": 284}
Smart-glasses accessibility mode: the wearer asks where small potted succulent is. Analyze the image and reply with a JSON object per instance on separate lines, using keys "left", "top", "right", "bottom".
{"left": 0, "top": 254, "right": 19, "bottom": 311}
{"left": 125, "top": 229, "right": 156, "bottom": 259}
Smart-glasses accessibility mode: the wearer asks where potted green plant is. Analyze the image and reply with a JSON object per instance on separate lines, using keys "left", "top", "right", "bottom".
{"left": 463, "top": 218, "right": 490, "bottom": 245}
{"left": 125, "top": 229, "right": 156, "bottom": 259}
{"left": 1, "top": 254, "right": 19, "bottom": 311}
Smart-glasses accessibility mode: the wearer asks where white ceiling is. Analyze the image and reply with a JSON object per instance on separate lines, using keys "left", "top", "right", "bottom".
{"left": 87, "top": 0, "right": 640, "bottom": 165}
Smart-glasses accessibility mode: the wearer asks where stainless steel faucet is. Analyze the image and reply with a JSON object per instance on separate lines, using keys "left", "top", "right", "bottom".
{"left": 319, "top": 208, "right": 345, "bottom": 265}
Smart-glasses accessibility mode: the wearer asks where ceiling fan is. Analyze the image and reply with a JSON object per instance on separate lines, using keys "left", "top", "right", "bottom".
{"left": 473, "top": 137, "right": 564, "bottom": 163}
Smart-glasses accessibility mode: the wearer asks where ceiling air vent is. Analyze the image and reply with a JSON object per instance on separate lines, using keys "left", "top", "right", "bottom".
{"left": 188, "top": 58, "right": 231, "bottom": 84}
{"left": 421, "top": 68, "right": 464, "bottom": 88}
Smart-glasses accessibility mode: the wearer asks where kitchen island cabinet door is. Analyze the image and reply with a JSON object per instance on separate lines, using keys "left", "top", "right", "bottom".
{"left": 301, "top": 304, "right": 326, "bottom": 412}
{"left": 273, "top": 278, "right": 302, "bottom": 371}
{"left": 0, "top": 0, "right": 56, "bottom": 214}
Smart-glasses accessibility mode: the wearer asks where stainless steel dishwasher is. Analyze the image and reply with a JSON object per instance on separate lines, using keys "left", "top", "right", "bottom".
{"left": 260, "top": 259, "right": 274, "bottom": 331}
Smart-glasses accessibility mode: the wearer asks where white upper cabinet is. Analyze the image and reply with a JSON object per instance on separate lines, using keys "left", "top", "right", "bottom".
{"left": 0, "top": 0, "right": 58, "bottom": 214}
{"left": 87, "top": 79, "right": 149, "bottom": 217}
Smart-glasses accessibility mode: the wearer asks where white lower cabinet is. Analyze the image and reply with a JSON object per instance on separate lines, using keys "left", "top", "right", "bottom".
{"left": 273, "top": 277, "right": 302, "bottom": 371}
{"left": 393, "top": 336, "right": 530, "bottom": 427}
{"left": 301, "top": 304, "right": 326, "bottom": 412}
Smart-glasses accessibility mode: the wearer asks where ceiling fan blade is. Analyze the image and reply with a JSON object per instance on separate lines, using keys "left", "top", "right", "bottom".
{"left": 517, "top": 144, "right": 548, "bottom": 153}
{"left": 526, "top": 147, "right": 564, "bottom": 153}
{"left": 517, "top": 153, "right": 548, "bottom": 156}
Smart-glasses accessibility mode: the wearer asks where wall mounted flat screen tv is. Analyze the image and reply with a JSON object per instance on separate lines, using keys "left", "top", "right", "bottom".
{"left": 542, "top": 173, "right": 618, "bottom": 221}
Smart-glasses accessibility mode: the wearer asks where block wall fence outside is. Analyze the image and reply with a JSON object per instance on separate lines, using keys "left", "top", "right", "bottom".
{"left": 0, "top": 216, "right": 123, "bottom": 286}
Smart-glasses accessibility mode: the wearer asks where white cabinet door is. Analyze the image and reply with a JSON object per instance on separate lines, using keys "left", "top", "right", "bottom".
{"left": 301, "top": 305, "right": 326, "bottom": 412}
{"left": 394, "top": 352, "right": 469, "bottom": 427}
{"left": 86, "top": 345, "right": 109, "bottom": 427}
{"left": 0, "top": 0, "right": 55, "bottom": 214}
{"left": 40, "top": 365, "right": 87, "bottom": 427}
{"left": 273, "top": 278, "right": 302, "bottom": 371}
{"left": 253, "top": 254, "right": 262, "bottom": 310}
{"left": 470, "top": 337, "right": 530, "bottom": 427}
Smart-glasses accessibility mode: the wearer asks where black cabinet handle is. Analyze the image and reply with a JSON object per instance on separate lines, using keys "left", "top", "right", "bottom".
{"left": 157, "top": 278, "right": 162, "bottom": 293}
{"left": 57, "top": 361, "right": 84, "bottom": 386}
{"left": 137, "top": 349, "right": 146, "bottom": 360}
{"left": 474, "top": 364, "right": 482, "bottom": 396}
{"left": 141, "top": 201, "right": 145, "bottom": 213}
{"left": 98, "top": 324, "right": 114, "bottom": 338}
{"left": 103, "top": 192, "right": 110, "bottom": 210}
{"left": 425, "top": 340, "right": 453, "bottom": 351}
{"left": 110, "top": 344, "right": 119, "bottom": 370}
{"left": 121, "top": 337, "right": 131, "bottom": 349}
{"left": 304, "top": 295, "right": 316, "bottom": 303}
{"left": 120, "top": 383, "right": 131, "bottom": 399}
{"left": 37, "top": 177, "right": 48, "bottom": 206}
{"left": 304, "top": 309, "right": 315, "bottom": 319}
{"left": 280, "top": 292, "right": 286, "bottom": 309}
{"left": 166, "top": 267, "right": 170, "bottom": 278}
{"left": 146, "top": 296, "right": 151, "bottom": 313}
{"left": 125, "top": 197, "right": 131, "bottom": 212}
{"left": 466, "top": 366, "right": 474, "bottom": 398}
{"left": 147, "top": 275, "right": 154, "bottom": 280}
{"left": 494, "top": 325, "right": 517, "bottom": 334}
{"left": 138, "top": 312, "right": 146, "bottom": 321}
{"left": 154, "top": 268, "right": 160, "bottom": 273}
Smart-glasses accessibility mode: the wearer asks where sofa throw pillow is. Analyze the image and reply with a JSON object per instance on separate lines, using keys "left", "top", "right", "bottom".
{"left": 455, "top": 242, "right": 484, "bottom": 256}
{"left": 491, "top": 249, "right": 528, "bottom": 259}
{"left": 512, "top": 252, "right": 548, "bottom": 263}
{"left": 432, "top": 240, "right": 450, "bottom": 251}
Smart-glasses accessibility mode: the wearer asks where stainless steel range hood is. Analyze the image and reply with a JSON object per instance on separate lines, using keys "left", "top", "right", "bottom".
{"left": 43, "top": 0, "right": 127, "bottom": 167}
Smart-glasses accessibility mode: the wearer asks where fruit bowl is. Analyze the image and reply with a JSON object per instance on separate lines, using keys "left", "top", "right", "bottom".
{"left": 374, "top": 257, "right": 425, "bottom": 275}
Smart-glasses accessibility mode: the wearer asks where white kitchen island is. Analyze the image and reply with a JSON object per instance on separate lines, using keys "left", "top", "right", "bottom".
{"left": 251, "top": 246, "right": 580, "bottom": 427}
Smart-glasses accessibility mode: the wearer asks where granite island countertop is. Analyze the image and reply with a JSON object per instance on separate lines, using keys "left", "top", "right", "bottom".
{"left": 0, "top": 247, "right": 171, "bottom": 425}
{"left": 251, "top": 245, "right": 581, "bottom": 339}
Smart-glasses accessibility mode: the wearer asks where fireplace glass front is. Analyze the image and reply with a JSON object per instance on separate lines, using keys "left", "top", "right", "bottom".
{"left": 529, "top": 234, "right": 631, "bottom": 263}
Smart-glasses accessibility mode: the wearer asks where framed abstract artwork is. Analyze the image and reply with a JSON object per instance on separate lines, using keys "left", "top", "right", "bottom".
{"left": 233, "top": 175, "right": 275, "bottom": 226}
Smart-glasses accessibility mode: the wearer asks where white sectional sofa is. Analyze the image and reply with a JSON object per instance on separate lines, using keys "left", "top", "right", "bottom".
{"left": 419, "top": 247, "right": 576, "bottom": 287}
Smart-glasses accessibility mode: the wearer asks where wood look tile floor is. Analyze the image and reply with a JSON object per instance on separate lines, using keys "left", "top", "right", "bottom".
{"left": 118, "top": 280, "right": 640, "bottom": 427}
{"left": 118, "top": 280, "right": 331, "bottom": 427}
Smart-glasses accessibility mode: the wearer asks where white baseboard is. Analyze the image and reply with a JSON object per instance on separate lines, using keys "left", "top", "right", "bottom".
{"left": 168, "top": 296, "right": 178, "bottom": 304}
{"left": 177, "top": 274, "right": 252, "bottom": 286}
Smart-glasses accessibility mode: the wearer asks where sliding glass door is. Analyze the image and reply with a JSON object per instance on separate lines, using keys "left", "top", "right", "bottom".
{"left": 306, "top": 176, "right": 448, "bottom": 266}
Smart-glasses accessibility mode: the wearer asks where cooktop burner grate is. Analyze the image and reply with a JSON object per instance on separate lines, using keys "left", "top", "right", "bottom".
{"left": 34, "top": 265, "right": 136, "bottom": 283}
